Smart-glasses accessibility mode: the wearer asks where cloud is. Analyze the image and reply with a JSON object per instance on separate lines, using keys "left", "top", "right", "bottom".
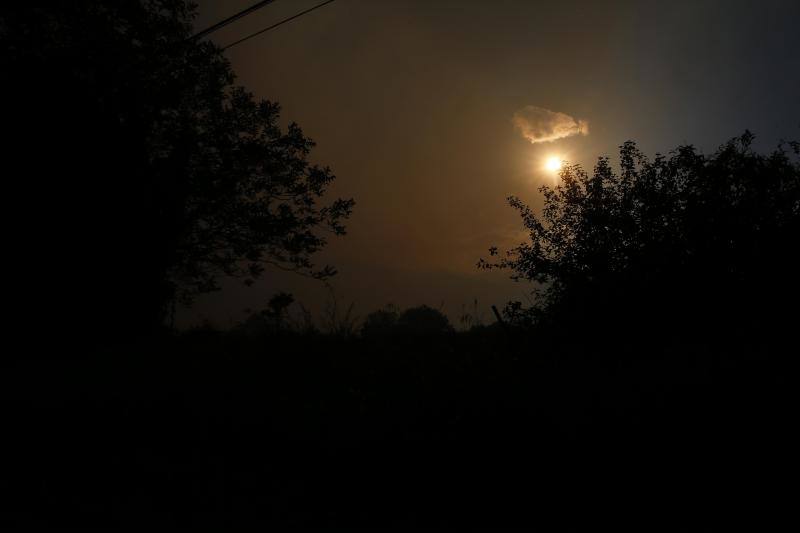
{"left": 512, "top": 105, "right": 589, "bottom": 144}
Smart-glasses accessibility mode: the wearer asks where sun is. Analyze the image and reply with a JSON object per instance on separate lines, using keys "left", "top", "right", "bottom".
{"left": 545, "top": 156, "right": 562, "bottom": 172}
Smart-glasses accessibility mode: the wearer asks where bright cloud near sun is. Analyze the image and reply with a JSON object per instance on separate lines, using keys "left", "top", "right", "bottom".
{"left": 512, "top": 105, "right": 589, "bottom": 144}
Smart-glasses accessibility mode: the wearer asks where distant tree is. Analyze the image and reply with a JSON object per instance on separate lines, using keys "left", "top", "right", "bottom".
{"left": 2, "top": 2, "right": 353, "bottom": 337}
{"left": 263, "top": 292, "right": 295, "bottom": 333}
{"left": 397, "top": 305, "right": 453, "bottom": 336}
{"left": 238, "top": 292, "right": 296, "bottom": 336}
{"left": 481, "top": 133, "right": 800, "bottom": 340}
{"left": 361, "top": 304, "right": 400, "bottom": 338}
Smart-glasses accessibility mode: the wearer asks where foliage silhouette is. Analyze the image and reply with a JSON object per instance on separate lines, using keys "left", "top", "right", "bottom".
{"left": 397, "top": 305, "right": 453, "bottom": 336}
{"left": 360, "top": 304, "right": 453, "bottom": 337}
{"left": 458, "top": 298, "right": 486, "bottom": 330}
{"left": 2, "top": 1, "right": 353, "bottom": 338}
{"left": 237, "top": 291, "right": 297, "bottom": 336}
{"left": 320, "top": 286, "right": 360, "bottom": 337}
{"left": 361, "top": 304, "right": 400, "bottom": 338}
{"left": 481, "top": 132, "right": 800, "bottom": 342}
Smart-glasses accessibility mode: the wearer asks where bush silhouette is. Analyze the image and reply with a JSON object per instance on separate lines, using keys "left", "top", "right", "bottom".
{"left": 397, "top": 305, "right": 453, "bottom": 336}
{"left": 482, "top": 133, "right": 800, "bottom": 342}
{"left": 237, "top": 292, "right": 297, "bottom": 337}
{"left": 361, "top": 305, "right": 400, "bottom": 338}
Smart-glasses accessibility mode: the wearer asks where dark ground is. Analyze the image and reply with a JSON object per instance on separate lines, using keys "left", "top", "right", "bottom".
{"left": 2, "top": 327, "right": 793, "bottom": 528}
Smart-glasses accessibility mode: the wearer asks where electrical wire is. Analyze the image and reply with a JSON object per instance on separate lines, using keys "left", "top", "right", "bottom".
{"left": 222, "top": 0, "right": 337, "bottom": 50}
{"left": 191, "top": 0, "right": 281, "bottom": 41}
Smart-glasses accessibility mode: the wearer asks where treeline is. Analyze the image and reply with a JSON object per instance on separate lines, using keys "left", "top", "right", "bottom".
{"left": 218, "top": 298, "right": 484, "bottom": 339}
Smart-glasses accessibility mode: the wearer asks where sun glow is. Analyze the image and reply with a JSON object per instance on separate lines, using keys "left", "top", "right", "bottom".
{"left": 545, "top": 156, "right": 563, "bottom": 172}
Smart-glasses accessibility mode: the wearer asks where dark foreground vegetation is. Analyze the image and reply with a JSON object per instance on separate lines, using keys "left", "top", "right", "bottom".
{"left": 4, "top": 324, "right": 794, "bottom": 527}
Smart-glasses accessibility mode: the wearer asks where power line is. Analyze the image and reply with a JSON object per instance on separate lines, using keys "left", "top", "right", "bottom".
{"left": 191, "top": 0, "right": 281, "bottom": 41}
{"left": 222, "top": 0, "right": 337, "bottom": 51}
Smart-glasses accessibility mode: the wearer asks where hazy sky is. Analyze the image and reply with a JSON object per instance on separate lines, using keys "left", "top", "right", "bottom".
{"left": 184, "top": 0, "right": 800, "bottom": 327}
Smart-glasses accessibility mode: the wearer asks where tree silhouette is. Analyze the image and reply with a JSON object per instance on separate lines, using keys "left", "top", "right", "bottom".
{"left": 481, "top": 133, "right": 800, "bottom": 341}
{"left": 360, "top": 304, "right": 453, "bottom": 337}
{"left": 361, "top": 304, "right": 400, "bottom": 338}
{"left": 397, "top": 305, "right": 453, "bottom": 336}
{"left": 2, "top": 2, "right": 353, "bottom": 337}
